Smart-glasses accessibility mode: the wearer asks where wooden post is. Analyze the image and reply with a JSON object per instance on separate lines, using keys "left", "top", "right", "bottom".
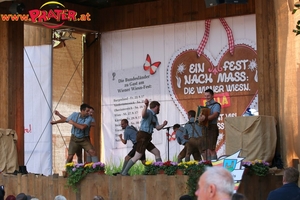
{"left": 0, "top": 19, "right": 24, "bottom": 166}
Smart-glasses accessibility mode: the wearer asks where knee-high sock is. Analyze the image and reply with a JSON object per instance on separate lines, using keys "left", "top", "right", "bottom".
{"left": 150, "top": 148, "right": 161, "bottom": 161}
{"left": 131, "top": 152, "right": 143, "bottom": 162}
{"left": 121, "top": 159, "right": 135, "bottom": 175}
{"left": 121, "top": 160, "right": 129, "bottom": 173}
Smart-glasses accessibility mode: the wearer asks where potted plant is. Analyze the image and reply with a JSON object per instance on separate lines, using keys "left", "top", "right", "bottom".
{"left": 65, "top": 162, "right": 106, "bottom": 191}
{"left": 163, "top": 161, "right": 179, "bottom": 175}
{"left": 184, "top": 160, "right": 212, "bottom": 197}
{"left": 242, "top": 159, "right": 269, "bottom": 176}
{"left": 143, "top": 161, "right": 163, "bottom": 175}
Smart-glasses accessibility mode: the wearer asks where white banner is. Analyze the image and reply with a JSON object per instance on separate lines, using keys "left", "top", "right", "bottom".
{"left": 101, "top": 15, "right": 257, "bottom": 166}
{"left": 24, "top": 45, "right": 52, "bottom": 175}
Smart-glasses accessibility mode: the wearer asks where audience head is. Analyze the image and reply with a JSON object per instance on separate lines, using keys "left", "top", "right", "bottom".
{"left": 5, "top": 195, "right": 16, "bottom": 200}
{"left": 16, "top": 193, "right": 31, "bottom": 200}
{"left": 0, "top": 185, "right": 4, "bottom": 200}
{"left": 179, "top": 194, "right": 193, "bottom": 200}
{"left": 232, "top": 193, "right": 247, "bottom": 200}
{"left": 283, "top": 167, "right": 299, "bottom": 184}
{"left": 54, "top": 195, "right": 66, "bottom": 200}
{"left": 93, "top": 196, "right": 104, "bottom": 200}
{"left": 195, "top": 166, "right": 234, "bottom": 200}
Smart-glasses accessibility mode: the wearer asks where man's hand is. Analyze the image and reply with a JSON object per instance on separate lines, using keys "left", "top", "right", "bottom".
{"left": 50, "top": 121, "right": 56, "bottom": 125}
{"left": 144, "top": 99, "right": 149, "bottom": 106}
{"left": 163, "top": 120, "right": 168, "bottom": 126}
{"left": 54, "top": 110, "right": 60, "bottom": 116}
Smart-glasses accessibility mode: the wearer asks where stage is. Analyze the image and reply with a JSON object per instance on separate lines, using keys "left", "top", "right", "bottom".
{"left": 0, "top": 171, "right": 283, "bottom": 200}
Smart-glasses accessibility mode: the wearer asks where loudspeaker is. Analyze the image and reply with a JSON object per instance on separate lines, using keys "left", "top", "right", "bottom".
{"left": 9, "top": 2, "right": 25, "bottom": 14}
{"left": 205, "top": 0, "right": 225, "bottom": 8}
{"left": 225, "top": 0, "right": 248, "bottom": 3}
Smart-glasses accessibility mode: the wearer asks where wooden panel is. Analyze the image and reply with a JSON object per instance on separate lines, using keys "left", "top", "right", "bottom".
{"left": 255, "top": 0, "right": 277, "bottom": 118}
{"left": 24, "top": 25, "right": 52, "bottom": 46}
{"left": 0, "top": 0, "right": 100, "bottom": 32}
{"left": 0, "top": 174, "right": 189, "bottom": 199}
{"left": 98, "top": 0, "right": 255, "bottom": 32}
{"left": 83, "top": 33, "right": 101, "bottom": 159}
{"left": 0, "top": 20, "right": 24, "bottom": 165}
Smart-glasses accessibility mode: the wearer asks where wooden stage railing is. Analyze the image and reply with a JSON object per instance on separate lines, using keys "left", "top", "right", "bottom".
{"left": 0, "top": 173, "right": 189, "bottom": 200}
{"left": 0, "top": 171, "right": 284, "bottom": 200}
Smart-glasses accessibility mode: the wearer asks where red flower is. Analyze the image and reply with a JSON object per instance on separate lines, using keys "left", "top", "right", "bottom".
{"left": 163, "top": 161, "right": 172, "bottom": 166}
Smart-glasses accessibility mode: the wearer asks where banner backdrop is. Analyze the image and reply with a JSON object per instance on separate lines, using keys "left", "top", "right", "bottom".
{"left": 101, "top": 15, "right": 257, "bottom": 165}
{"left": 24, "top": 45, "right": 52, "bottom": 175}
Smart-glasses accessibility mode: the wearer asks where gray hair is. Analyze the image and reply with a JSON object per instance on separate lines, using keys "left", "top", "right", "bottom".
{"left": 203, "top": 166, "right": 234, "bottom": 196}
{"left": 54, "top": 195, "right": 67, "bottom": 200}
{"left": 93, "top": 196, "right": 104, "bottom": 200}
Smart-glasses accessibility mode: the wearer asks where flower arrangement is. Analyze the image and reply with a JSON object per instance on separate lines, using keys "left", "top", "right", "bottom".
{"left": 162, "top": 161, "right": 180, "bottom": 175}
{"left": 65, "top": 162, "right": 105, "bottom": 191}
{"left": 144, "top": 160, "right": 189, "bottom": 175}
{"left": 242, "top": 159, "right": 269, "bottom": 176}
{"left": 143, "top": 161, "right": 163, "bottom": 175}
{"left": 183, "top": 160, "right": 212, "bottom": 197}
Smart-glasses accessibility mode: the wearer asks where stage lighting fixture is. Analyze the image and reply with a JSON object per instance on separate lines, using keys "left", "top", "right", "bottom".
{"left": 205, "top": 0, "right": 225, "bottom": 8}
{"left": 9, "top": 2, "right": 25, "bottom": 14}
{"left": 225, "top": 0, "right": 248, "bottom": 3}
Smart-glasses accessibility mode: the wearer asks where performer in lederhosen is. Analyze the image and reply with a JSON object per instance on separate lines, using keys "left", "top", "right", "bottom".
{"left": 121, "top": 99, "right": 167, "bottom": 176}
{"left": 173, "top": 123, "right": 201, "bottom": 162}
{"left": 184, "top": 110, "right": 204, "bottom": 162}
{"left": 198, "top": 89, "right": 221, "bottom": 160}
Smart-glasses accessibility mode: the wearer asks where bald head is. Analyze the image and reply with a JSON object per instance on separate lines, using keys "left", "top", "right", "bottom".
{"left": 196, "top": 166, "right": 234, "bottom": 200}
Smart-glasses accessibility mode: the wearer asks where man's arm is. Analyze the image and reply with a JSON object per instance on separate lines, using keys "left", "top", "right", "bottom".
{"left": 207, "top": 111, "right": 219, "bottom": 121}
{"left": 119, "top": 134, "right": 127, "bottom": 144}
{"left": 54, "top": 110, "right": 67, "bottom": 121}
{"left": 50, "top": 118, "right": 66, "bottom": 125}
{"left": 141, "top": 99, "right": 149, "bottom": 118}
{"left": 68, "top": 120, "right": 88, "bottom": 130}
{"left": 198, "top": 107, "right": 220, "bottom": 122}
{"left": 50, "top": 110, "right": 68, "bottom": 124}
{"left": 155, "top": 120, "right": 168, "bottom": 130}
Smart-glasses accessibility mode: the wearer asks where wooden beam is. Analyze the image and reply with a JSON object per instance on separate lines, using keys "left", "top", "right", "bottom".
{"left": 0, "top": 20, "right": 24, "bottom": 166}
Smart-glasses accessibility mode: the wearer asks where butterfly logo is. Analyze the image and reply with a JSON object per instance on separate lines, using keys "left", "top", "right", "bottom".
{"left": 143, "top": 54, "right": 161, "bottom": 75}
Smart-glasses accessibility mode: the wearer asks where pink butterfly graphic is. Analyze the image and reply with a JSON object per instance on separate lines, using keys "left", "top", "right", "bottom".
{"left": 143, "top": 54, "right": 161, "bottom": 75}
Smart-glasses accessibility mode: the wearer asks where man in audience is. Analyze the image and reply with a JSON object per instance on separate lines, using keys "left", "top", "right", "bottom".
{"left": 195, "top": 166, "right": 234, "bottom": 200}
{"left": 267, "top": 167, "right": 300, "bottom": 200}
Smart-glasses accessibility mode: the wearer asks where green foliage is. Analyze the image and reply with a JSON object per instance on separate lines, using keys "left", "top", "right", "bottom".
{"left": 129, "top": 162, "right": 145, "bottom": 175}
{"left": 164, "top": 164, "right": 179, "bottom": 175}
{"left": 104, "top": 161, "right": 123, "bottom": 175}
{"left": 143, "top": 161, "right": 163, "bottom": 175}
{"left": 183, "top": 160, "right": 212, "bottom": 197}
{"left": 105, "top": 161, "right": 145, "bottom": 175}
{"left": 242, "top": 159, "right": 270, "bottom": 176}
{"left": 65, "top": 162, "right": 105, "bottom": 192}
{"left": 293, "top": 4, "right": 300, "bottom": 35}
